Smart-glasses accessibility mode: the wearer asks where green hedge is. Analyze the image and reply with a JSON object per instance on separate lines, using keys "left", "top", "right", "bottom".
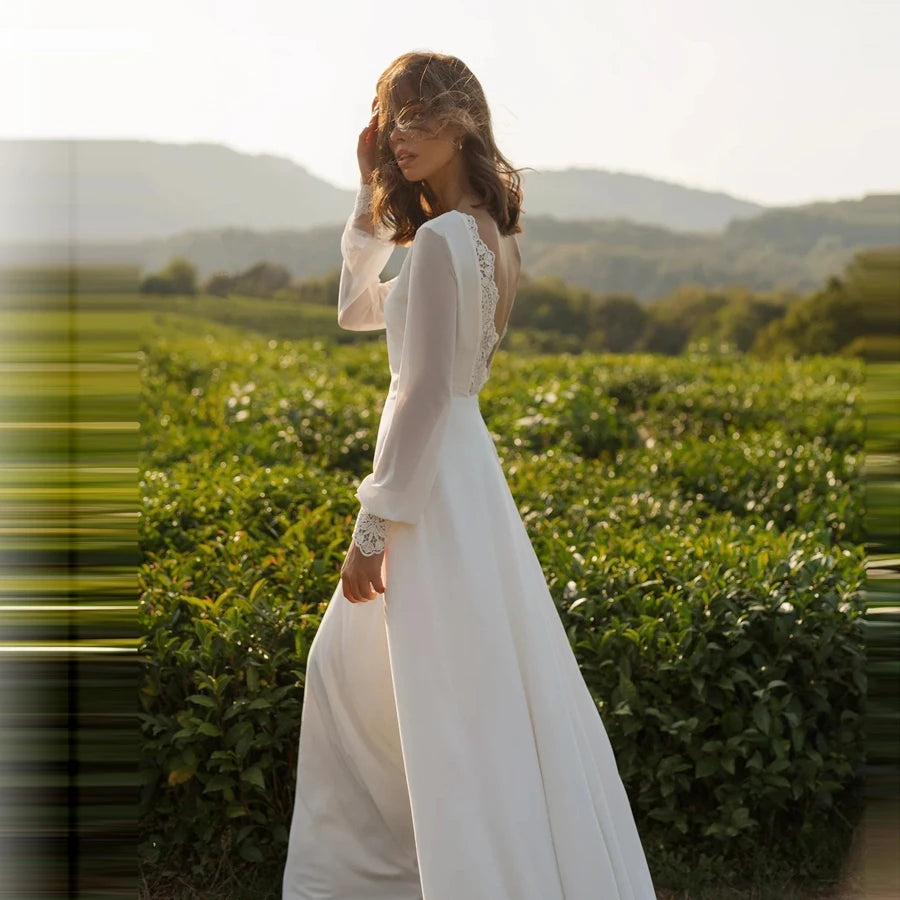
{"left": 138, "top": 335, "right": 866, "bottom": 892}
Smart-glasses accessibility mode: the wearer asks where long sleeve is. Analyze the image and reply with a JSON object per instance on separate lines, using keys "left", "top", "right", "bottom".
{"left": 352, "top": 224, "right": 459, "bottom": 551}
{"left": 337, "top": 183, "right": 398, "bottom": 331}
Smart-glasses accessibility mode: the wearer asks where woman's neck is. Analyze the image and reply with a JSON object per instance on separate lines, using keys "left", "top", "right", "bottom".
{"left": 424, "top": 155, "right": 479, "bottom": 216}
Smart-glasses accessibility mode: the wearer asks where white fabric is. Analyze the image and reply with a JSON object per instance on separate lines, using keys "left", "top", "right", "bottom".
{"left": 336, "top": 183, "right": 397, "bottom": 333}
{"left": 351, "top": 507, "right": 390, "bottom": 556}
{"left": 282, "top": 195, "right": 657, "bottom": 900}
{"left": 353, "top": 222, "right": 458, "bottom": 525}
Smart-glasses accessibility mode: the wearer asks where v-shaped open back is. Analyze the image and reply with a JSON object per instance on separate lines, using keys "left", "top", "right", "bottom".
{"left": 458, "top": 212, "right": 520, "bottom": 389}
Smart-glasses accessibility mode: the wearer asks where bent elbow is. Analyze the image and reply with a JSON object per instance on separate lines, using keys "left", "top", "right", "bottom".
{"left": 337, "top": 304, "right": 384, "bottom": 332}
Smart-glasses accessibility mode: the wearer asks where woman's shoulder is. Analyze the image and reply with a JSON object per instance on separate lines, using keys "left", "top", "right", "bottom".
{"left": 408, "top": 212, "right": 468, "bottom": 255}
{"left": 416, "top": 210, "right": 467, "bottom": 237}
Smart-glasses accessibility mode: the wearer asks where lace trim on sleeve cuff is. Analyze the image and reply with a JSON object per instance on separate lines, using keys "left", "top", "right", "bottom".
{"left": 351, "top": 182, "right": 393, "bottom": 241}
{"left": 352, "top": 507, "right": 390, "bottom": 556}
{"left": 353, "top": 182, "right": 374, "bottom": 218}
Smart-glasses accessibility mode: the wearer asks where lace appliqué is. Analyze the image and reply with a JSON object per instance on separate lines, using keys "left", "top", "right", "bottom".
{"left": 353, "top": 182, "right": 374, "bottom": 217}
{"left": 462, "top": 214, "right": 501, "bottom": 393}
{"left": 352, "top": 182, "right": 392, "bottom": 241}
{"left": 352, "top": 507, "right": 389, "bottom": 556}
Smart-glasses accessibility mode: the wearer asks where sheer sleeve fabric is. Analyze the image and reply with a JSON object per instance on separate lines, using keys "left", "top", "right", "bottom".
{"left": 337, "top": 183, "right": 397, "bottom": 331}
{"left": 352, "top": 224, "right": 459, "bottom": 547}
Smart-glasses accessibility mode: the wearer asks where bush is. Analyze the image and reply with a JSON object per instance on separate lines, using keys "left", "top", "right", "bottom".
{"left": 553, "top": 520, "right": 866, "bottom": 887}
{"left": 138, "top": 332, "right": 867, "bottom": 891}
{"left": 204, "top": 272, "right": 235, "bottom": 298}
{"left": 141, "top": 257, "right": 197, "bottom": 295}
{"left": 138, "top": 463, "right": 356, "bottom": 874}
{"left": 232, "top": 262, "right": 291, "bottom": 298}
{"left": 139, "top": 274, "right": 177, "bottom": 295}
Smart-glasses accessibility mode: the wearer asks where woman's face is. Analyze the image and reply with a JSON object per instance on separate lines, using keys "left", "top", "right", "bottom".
{"left": 384, "top": 88, "right": 461, "bottom": 183}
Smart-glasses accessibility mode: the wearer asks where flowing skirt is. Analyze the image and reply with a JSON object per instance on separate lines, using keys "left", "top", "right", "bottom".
{"left": 282, "top": 394, "right": 656, "bottom": 900}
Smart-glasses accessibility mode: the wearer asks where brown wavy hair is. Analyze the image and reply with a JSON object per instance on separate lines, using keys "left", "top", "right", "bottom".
{"left": 370, "top": 51, "right": 525, "bottom": 244}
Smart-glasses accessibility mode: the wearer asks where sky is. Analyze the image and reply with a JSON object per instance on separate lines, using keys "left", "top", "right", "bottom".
{"left": 3, "top": 0, "right": 898, "bottom": 207}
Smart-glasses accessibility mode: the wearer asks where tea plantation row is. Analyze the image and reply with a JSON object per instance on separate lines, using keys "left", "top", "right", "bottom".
{"left": 138, "top": 332, "right": 866, "bottom": 894}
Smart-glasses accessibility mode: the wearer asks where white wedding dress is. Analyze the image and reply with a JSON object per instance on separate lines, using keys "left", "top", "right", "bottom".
{"left": 282, "top": 186, "right": 657, "bottom": 900}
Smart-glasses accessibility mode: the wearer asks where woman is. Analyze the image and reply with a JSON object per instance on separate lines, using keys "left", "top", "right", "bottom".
{"left": 282, "top": 51, "right": 657, "bottom": 900}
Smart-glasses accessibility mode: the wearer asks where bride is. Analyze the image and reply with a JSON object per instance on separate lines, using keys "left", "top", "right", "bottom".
{"left": 282, "top": 50, "right": 657, "bottom": 900}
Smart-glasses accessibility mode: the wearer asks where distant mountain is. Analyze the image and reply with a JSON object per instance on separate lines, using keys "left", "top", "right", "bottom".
{"left": 516, "top": 193, "right": 900, "bottom": 300}
{"left": 1, "top": 139, "right": 764, "bottom": 242}
{"left": 5, "top": 196, "right": 896, "bottom": 304}
{"left": 0, "top": 139, "right": 356, "bottom": 242}
{"left": 1, "top": 140, "right": 896, "bottom": 302}
{"left": 520, "top": 167, "right": 763, "bottom": 231}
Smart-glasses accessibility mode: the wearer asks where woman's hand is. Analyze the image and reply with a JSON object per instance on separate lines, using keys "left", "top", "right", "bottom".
{"left": 340, "top": 538, "right": 386, "bottom": 603}
{"left": 357, "top": 96, "right": 379, "bottom": 185}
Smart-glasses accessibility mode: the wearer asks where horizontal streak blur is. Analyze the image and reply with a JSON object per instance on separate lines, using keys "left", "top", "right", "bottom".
{"left": 1, "top": 258, "right": 141, "bottom": 897}
{"left": 858, "top": 362, "right": 900, "bottom": 896}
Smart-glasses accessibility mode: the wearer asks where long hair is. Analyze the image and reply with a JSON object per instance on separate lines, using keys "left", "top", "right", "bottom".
{"left": 370, "top": 51, "right": 524, "bottom": 244}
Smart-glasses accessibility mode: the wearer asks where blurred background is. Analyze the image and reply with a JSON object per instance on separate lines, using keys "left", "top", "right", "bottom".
{"left": 1, "top": 1, "right": 897, "bottom": 897}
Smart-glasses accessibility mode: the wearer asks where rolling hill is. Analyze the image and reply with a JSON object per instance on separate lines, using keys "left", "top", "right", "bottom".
{"left": 1, "top": 140, "right": 896, "bottom": 302}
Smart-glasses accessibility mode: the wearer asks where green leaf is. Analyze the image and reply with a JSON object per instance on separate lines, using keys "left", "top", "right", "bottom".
{"left": 187, "top": 694, "right": 217, "bottom": 708}
{"left": 166, "top": 765, "right": 196, "bottom": 787}
{"left": 241, "top": 765, "right": 265, "bottom": 789}
{"left": 238, "top": 842, "right": 264, "bottom": 863}
{"left": 752, "top": 703, "right": 771, "bottom": 735}
{"left": 731, "top": 806, "right": 752, "bottom": 827}
{"left": 202, "top": 774, "right": 233, "bottom": 793}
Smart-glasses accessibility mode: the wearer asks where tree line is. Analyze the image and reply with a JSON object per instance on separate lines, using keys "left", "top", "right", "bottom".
{"left": 139, "top": 247, "right": 899, "bottom": 361}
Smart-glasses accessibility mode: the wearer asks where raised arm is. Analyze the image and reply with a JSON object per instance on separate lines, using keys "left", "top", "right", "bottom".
{"left": 337, "top": 182, "right": 397, "bottom": 331}
{"left": 351, "top": 224, "right": 459, "bottom": 554}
